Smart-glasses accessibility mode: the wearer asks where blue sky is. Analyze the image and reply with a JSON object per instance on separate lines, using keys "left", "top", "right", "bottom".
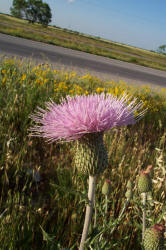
{"left": 1, "top": 0, "right": 166, "bottom": 50}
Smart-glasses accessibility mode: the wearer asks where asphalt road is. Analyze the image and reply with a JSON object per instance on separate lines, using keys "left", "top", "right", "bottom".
{"left": 1, "top": 33, "right": 166, "bottom": 87}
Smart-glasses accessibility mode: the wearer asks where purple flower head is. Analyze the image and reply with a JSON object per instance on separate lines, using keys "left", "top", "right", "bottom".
{"left": 29, "top": 93, "right": 145, "bottom": 142}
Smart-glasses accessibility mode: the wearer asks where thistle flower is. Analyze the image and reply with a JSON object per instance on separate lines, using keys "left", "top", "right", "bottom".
{"left": 30, "top": 93, "right": 145, "bottom": 174}
{"left": 30, "top": 93, "right": 145, "bottom": 142}
{"left": 29, "top": 93, "right": 145, "bottom": 250}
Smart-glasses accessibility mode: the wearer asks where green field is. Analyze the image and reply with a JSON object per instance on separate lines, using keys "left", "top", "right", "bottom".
{"left": 0, "top": 57, "right": 166, "bottom": 249}
{"left": 1, "top": 13, "right": 166, "bottom": 72}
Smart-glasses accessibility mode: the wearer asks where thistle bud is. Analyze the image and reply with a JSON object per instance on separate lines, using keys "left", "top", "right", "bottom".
{"left": 138, "top": 170, "right": 152, "bottom": 193}
{"left": 144, "top": 224, "right": 165, "bottom": 250}
{"left": 125, "top": 189, "right": 133, "bottom": 200}
{"left": 102, "top": 179, "right": 111, "bottom": 196}
{"left": 126, "top": 180, "right": 133, "bottom": 190}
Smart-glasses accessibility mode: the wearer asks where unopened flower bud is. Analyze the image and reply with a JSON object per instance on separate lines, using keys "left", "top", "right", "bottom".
{"left": 125, "top": 189, "right": 133, "bottom": 200}
{"left": 126, "top": 180, "right": 133, "bottom": 190}
{"left": 138, "top": 170, "right": 152, "bottom": 193}
{"left": 144, "top": 224, "right": 165, "bottom": 250}
{"left": 102, "top": 179, "right": 111, "bottom": 196}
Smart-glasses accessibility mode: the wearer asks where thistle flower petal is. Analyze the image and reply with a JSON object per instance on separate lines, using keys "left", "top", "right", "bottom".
{"left": 29, "top": 93, "right": 146, "bottom": 142}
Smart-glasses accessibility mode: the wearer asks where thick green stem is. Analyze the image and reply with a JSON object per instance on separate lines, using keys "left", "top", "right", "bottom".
{"left": 79, "top": 175, "right": 96, "bottom": 250}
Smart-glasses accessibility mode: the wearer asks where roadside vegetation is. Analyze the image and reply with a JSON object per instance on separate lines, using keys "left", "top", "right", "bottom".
{"left": 0, "top": 57, "right": 166, "bottom": 249}
{"left": 1, "top": 13, "right": 166, "bottom": 72}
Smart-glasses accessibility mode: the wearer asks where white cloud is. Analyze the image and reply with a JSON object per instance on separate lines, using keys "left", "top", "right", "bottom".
{"left": 68, "top": 0, "right": 75, "bottom": 3}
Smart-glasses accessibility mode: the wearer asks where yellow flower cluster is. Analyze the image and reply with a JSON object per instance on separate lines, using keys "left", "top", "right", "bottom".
{"left": 1, "top": 59, "right": 166, "bottom": 115}
{"left": 0, "top": 58, "right": 27, "bottom": 85}
{"left": 54, "top": 81, "right": 87, "bottom": 96}
{"left": 0, "top": 61, "right": 15, "bottom": 85}
{"left": 54, "top": 71, "right": 88, "bottom": 96}
{"left": 52, "top": 71, "right": 165, "bottom": 113}
{"left": 31, "top": 64, "right": 53, "bottom": 85}
{"left": 1, "top": 69, "right": 7, "bottom": 85}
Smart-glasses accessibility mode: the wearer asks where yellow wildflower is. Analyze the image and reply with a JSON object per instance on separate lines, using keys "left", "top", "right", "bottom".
{"left": 114, "top": 87, "right": 118, "bottom": 96}
{"left": 21, "top": 74, "right": 26, "bottom": 81}
{"left": 35, "top": 79, "right": 42, "bottom": 85}
{"left": 96, "top": 87, "right": 104, "bottom": 93}
{"left": 43, "top": 79, "right": 48, "bottom": 84}
{"left": 1, "top": 69, "right": 6, "bottom": 75}
{"left": 2, "top": 77, "right": 7, "bottom": 84}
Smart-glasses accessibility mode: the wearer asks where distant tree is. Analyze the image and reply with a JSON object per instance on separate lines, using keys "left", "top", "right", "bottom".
{"left": 10, "top": 0, "right": 52, "bottom": 26}
{"left": 25, "top": 0, "right": 43, "bottom": 23}
{"left": 37, "top": 2, "right": 52, "bottom": 26}
{"left": 157, "top": 44, "right": 166, "bottom": 54}
{"left": 10, "top": 0, "right": 27, "bottom": 18}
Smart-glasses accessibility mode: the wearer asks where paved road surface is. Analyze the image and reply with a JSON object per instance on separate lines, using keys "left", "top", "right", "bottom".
{"left": 0, "top": 33, "right": 166, "bottom": 87}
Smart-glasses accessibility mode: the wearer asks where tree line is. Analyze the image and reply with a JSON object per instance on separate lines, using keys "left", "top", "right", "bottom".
{"left": 157, "top": 45, "right": 166, "bottom": 55}
{"left": 10, "top": 0, "right": 52, "bottom": 26}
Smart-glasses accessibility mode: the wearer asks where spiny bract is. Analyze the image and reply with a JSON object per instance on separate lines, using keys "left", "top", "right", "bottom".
{"left": 144, "top": 224, "right": 165, "bottom": 250}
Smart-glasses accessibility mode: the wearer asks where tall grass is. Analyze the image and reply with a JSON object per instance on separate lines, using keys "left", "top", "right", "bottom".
{"left": 0, "top": 57, "right": 166, "bottom": 249}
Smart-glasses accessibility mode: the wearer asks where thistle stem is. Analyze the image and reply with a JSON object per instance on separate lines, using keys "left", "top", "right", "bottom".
{"left": 105, "top": 195, "right": 108, "bottom": 215}
{"left": 118, "top": 198, "right": 129, "bottom": 221}
{"left": 94, "top": 194, "right": 97, "bottom": 227}
{"left": 101, "top": 198, "right": 130, "bottom": 249}
{"left": 79, "top": 175, "right": 96, "bottom": 250}
{"left": 142, "top": 192, "right": 147, "bottom": 241}
{"left": 99, "top": 194, "right": 108, "bottom": 242}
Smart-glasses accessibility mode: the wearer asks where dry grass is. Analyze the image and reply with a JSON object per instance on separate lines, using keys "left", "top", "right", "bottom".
{"left": 0, "top": 57, "right": 166, "bottom": 249}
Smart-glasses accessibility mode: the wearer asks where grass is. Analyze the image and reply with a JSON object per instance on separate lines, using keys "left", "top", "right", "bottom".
{"left": 0, "top": 57, "right": 166, "bottom": 249}
{"left": 1, "top": 13, "right": 166, "bottom": 72}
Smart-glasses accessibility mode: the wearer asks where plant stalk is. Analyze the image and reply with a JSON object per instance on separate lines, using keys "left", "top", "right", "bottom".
{"left": 79, "top": 175, "right": 96, "bottom": 250}
{"left": 105, "top": 195, "right": 108, "bottom": 215}
{"left": 142, "top": 192, "right": 147, "bottom": 241}
{"left": 93, "top": 193, "right": 97, "bottom": 227}
{"left": 99, "top": 194, "right": 109, "bottom": 242}
{"left": 118, "top": 198, "right": 129, "bottom": 220}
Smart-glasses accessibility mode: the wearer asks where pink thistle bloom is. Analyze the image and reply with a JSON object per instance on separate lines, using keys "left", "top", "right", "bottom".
{"left": 29, "top": 93, "right": 145, "bottom": 142}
